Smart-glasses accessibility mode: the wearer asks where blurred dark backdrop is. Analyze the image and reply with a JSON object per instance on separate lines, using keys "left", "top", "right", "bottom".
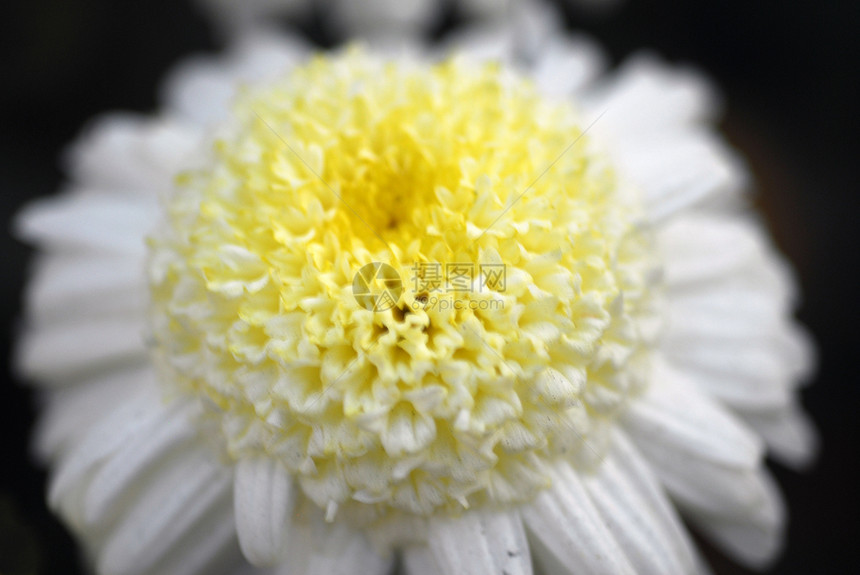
{"left": 1, "top": 0, "right": 857, "bottom": 573}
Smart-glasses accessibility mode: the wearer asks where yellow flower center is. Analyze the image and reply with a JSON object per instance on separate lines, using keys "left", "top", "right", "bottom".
{"left": 148, "top": 50, "right": 659, "bottom": 523}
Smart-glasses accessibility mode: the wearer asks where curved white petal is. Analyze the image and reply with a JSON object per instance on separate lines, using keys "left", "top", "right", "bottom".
{"left": 48, "top": 389, "right": 173, "bottom": 514}
{"left": 147, "top": 498, "right": 242, "bottom": 575}
{"left": 658, "top": 213, "right": 816, "bottom": 459}
{"left": 521, "top": 461, "right": 635, "bottom": 575}
{"left": 268, "top": 517, "right": 313, "bottom": 575}
{"left": 402, "top": 544, "right": 440, "bottom": 575}
{"left": 666, "top": 343, "right": 795, "bottom": 411}
{"left": 661, "top": 300, "right": 809, "bottom": 411}
{"left": 63, "top": 113, "right": 199, "bottom": 194}
{"left": 621, "top": 130, "right": 746, "bottom": 222}
{"left": 195, "top": 0, "right": 542, "bottom": 41}
{"left": 440, "top": 0, "right": 560, "bottom": 67}
{"left": 235, "top": 457, "right": 296, "bottom": 566}
{"left": 17, "top": 316, "right": 148, "bottom": 385}
{"left": 621, "top": 356, "right": 764, "bottom": 469}
{"left": 533, "top": 34, "right": 607, "bottom": 99}
{"left": 160, "top": 31, "right": 308, "bottom": 127}
{"left": 82, "top": 402, "right": 200, "bottom": 526}
{"left": 739, "top": 403, "right": 819, "bottom": 469}
{"left": 34, "top": 364, "right": 150, "bottom": 460}
{"left": 98, "top": 448, "right": 233, "bottom": 575}
{"left": 583, "top": 442, "right": 701, "bottom": 574}
{"left": 302, "top": 522, "right": 393, "bottom": 575}
{"left": 582, "top": 54, "right": 720, "bottom": 132}
{"left": 623, "top": 407, "right": 785, "bottom": 568}
{"left": 622, "top": 399, "right": 773, "bottom": 518}
{"left": 658, "top": 213, "right": 789, "bottom": 294}
{"left": 580, "top": 56, "right": 745, "bottom": 221}
{"left": 427, "top": 509, "right": 532, "bottom": 575}
{"left": 25, "top": 253, "right": 145, "bottom": 325}
{"left": 328, "top": 0, "right": 436, "bottom": 38}
{"left": 689, "top": 469, "right": 785, "bottom": 570}
{"left": 611, "top": 431, "right": 710, "bottom": 574}
{"left": 15, "top": 193, "right": 157, "bottom": 256}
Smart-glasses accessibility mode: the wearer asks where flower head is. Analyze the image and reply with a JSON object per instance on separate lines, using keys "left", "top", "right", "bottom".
{"left": 17, "top": 10, "right": 816, "bottom": 575}
{"left": 149, "top": 51, "right": 657, "bottom": 523}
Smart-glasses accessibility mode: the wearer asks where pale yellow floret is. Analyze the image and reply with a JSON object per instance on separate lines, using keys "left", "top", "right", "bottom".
{"left": 148, "top": 49, "right": 659, "bottom": 523}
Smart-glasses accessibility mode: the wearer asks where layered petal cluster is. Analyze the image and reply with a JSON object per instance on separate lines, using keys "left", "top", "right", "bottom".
{"left": 17, "top": 6, "right": 815, "bottom": 575}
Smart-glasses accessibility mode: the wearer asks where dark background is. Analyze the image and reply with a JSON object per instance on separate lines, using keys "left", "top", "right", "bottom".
{"left": 1, "top": 0, "right": 857, "bottom": 573}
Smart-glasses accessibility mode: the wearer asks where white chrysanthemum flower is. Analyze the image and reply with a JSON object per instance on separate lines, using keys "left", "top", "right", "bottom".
{"left": 17, "top": 12, "right": 816, "bottom": 575}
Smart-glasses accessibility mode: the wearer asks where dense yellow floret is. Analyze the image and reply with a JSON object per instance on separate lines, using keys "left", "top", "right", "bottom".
{"left": 148, "top": 49, "right": 658, "bottom": 522}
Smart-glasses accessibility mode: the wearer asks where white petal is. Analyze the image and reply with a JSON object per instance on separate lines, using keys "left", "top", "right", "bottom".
{"left": 148, "top": 498, "right": 242, "bottom": 575}
{"left": 521, "top": 461, "right": 635, "bottom": 575}
{"left": 161, "top": 55, "right": 240, "bottom": 126}
{"left": 582, "top": 54, "right": 720, "bottom": 133}
{"left": 25, "top": 253, "right": 146, "bottom": 325}
{"left": 661, "top": 330, "right": 808, "bottom": 412}
{"left": 64, "top": 113, "right": 199, "bottom": 194}
{"left": 618, "top": 130, "right": 746, "bottom": 222}
{"left": 624, "top": 401, "right": 782, "bottom": 526}
{"left": 661, "top": 309, "right": 809, "bottom": 411}
{"left": 302, "top": 522, "right": 393, "bottom": 575}
{"left": 583, "top": 446, "right": 699, "bottom": 574}
{"left": 402, "top": 545, "right": 440, "bottom": 575}
{"left": 657, "top": 213, "right": 815, "bottom": 423}
{"left": 658, "top": 213, "right": 794, "bottom": 302}
{"left": 690, "top": 470, "right": 785, "bottom": 569}
{"left": 621, "top": 356, "right": 763, "bottom": 468}
{"left": 739, "top": 403, "right": 819, "bottom": 469}
{"left": 440, "top": 0, "right": 560, "bottom": 67}
{"left": 33, "top": 365, "right": 150, "bottom": 461}
{"left": 532, "top": 35, "right": 607, "bottom": 98}
{"left": 428, "top": 509, "right": 532, "bottom": 575}
{"left": 98, "top": 447, "right": 232, "bottom": 575}
{"left": 664, "top": 290, "right": 786, "bottom": 344}
{"left": 15, "top": 193, "right": 158, "bottom": 256}
{"left": 575, "top": 55, "right": 743, "bottom": 220}
{"left": 232, "top": 560, "right": 281, "bottom": 575}
{"left": 270, "top": 517, "right": 313, "bottom": 575}
{"left": 611, "top": 431, "right": 708, "bottom": 574}
{"left": 624, "top": 412, "right": 786, "bottom": 569}
{"left": 31, "top": 283, "right": 145, "bottom": 329}
{"left": 17, "top": 316, "right": 148, "bottom": 385}
{"left": 48, "top": 389, "right": 172, "bottom": 514}
{"left": 235, "top": 457, "right": 296, "bottom": 566}
{"left": 664, "top": 342, "right": 794, "bottom": 411}
{"left": 328, "top": 0, "right": 436, "bottom": 38}
{"left": 83, "top": 402, "right": 200, "bottom": 526}
{"left": 161, "top": 30, "right": 308, "bottom": 126}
